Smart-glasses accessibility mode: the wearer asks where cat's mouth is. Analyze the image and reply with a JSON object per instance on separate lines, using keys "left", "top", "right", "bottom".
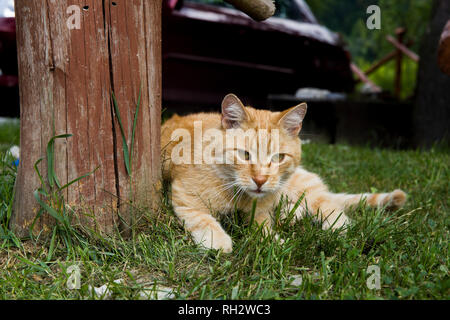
{"left": 247, "top": 188, "right": 267, "bottom": 197}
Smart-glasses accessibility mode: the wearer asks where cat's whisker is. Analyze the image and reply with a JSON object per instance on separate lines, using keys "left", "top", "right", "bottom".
{"left": 226, "top": 186, "right": 245, "bottom": 209}
{"left": 216, "top": 182, "right": 240, "bottom": 194}
{"left": 206, "top": 180, "right": 243, "bottom": 205}
{"left": 235, "top": 187, "right": 247, "bottom": 205}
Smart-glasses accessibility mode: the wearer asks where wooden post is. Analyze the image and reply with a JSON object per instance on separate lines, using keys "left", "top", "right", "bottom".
{"left": 11, "top": 0, "right": 161, "bottom": 237}
{"left": 394, "top": 28, "right": 406, "bottom": 98}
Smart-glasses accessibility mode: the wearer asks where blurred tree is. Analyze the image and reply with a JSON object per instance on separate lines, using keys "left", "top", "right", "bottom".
{"left": 306, "top": 0, "right": 432, "bottom": 62}
{"left": 414, "top": 0, "right": 450, "bottom": 147}
{"left": 306, "top": 0, "right": 433, "bottom": 99}
{"left": 191, "top": 0, "right": 434, "bottom": 99}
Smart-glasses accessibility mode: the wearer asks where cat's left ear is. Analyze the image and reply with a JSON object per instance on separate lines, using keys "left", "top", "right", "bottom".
{"left": 221, "top": 94, "right": 249, "bottom": 129}
{"left": 277, "top": 103, "right": 307, "bottom": 136}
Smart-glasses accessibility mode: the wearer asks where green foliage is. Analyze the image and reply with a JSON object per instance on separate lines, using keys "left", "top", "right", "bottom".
{"left": 112, "top": 87, "right": 142, "bottom": 176}
{"left": 31, "top": 134, "right": 99, "bottom": 254}
{"left": 347, "top": 0, "right": 432, "bottom": 61}
{"left": 356, "top": 58, "right": 418, "bottom": 99}
{"left": 0, "top": 120, "right": 19, "bottom": 152}
{"left": 0, "top": 152, "right": 20, "bottom": 248}
{"left": 306, "top": 0, "right": 433, "bottom": 61}
{"left": 306, "top": 0, "right": 433, "bottom": 99}
{"left": 193, "top": 0, "right": 433, "bottom": 99}
{"left": 306, "top": 0, "right": 369, "bottom": 37}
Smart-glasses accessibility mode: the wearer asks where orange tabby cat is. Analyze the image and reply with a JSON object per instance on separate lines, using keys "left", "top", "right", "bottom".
{"left": 161, "top": 94, "right": 406, "bottom": 253}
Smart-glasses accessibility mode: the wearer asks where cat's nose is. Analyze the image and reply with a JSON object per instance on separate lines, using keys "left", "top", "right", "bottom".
{"left": 252, "top": 175, "right": 268, "bottom": 188}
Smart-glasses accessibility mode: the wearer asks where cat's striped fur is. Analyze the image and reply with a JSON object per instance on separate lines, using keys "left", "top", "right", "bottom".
{"left": 161, "top": 94, "right": 406, "bottom": 253}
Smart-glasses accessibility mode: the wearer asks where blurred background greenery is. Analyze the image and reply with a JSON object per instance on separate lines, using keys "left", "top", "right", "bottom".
{"left": 304, "top": 0, "right": 433, "bottom": 100}
{"left": 191, "top": 0, "right": 434, "bottom": 99}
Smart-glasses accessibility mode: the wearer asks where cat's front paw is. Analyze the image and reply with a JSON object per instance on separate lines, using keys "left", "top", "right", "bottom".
{"left": 383, "top": 189, "right": 407, "bottom": 210}
{"left": 191, "top": 228, "right": 233, "bottom": 253}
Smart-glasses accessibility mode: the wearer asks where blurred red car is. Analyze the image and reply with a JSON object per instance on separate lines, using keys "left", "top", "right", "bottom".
{"left": 0, "top": 0, "right": 354, "bottom": 117}
{"left": 0, "top": 14, "right": 18, "bottom": 117}
{"left": 162, "top": 0, "right": 354, "bottom": 111}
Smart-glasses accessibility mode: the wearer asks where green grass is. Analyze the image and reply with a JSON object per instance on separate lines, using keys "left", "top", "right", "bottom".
{"left": 0, "top": 131, "right": 448, "bottom": 299}
{"left": 0, "top": 120, "right": 20, "bottom": 152}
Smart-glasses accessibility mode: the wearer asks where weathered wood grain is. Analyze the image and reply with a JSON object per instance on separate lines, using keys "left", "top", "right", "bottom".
{"left": 11, "top": 0, "right": 161, "bottom": 237}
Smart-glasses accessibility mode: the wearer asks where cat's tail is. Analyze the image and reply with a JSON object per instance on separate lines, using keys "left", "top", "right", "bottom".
{"left": 331, "top": 189, "right": 407, "bottom": 211}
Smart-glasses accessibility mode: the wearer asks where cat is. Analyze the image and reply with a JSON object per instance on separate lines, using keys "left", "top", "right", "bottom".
{"left": 161, "top": 94, "right": 407, "bottom": 253}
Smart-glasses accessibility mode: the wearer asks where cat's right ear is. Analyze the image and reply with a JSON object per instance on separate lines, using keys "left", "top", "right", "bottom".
{"left": 278, "top": 103, "right": 307, "bottom": 136}
{"left": 221, "top": 94, "right": 248, "bottom": 129}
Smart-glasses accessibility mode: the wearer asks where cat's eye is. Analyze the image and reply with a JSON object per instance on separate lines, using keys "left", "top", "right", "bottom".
{"left": 237, "top": 149, "right": 251, "bottom": 161}
{"left": 271, "top": 153, "right": 286, "bottom": 163}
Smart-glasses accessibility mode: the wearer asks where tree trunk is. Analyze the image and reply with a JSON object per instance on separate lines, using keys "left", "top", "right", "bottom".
{"left": 438, "top": 20, "right": 450, "bottom": 75}
{"left": 11, "top": 0, "right": 161, "bottom": 237}
{"left": 414, "top": 0, "right": 450, "bottom": 148}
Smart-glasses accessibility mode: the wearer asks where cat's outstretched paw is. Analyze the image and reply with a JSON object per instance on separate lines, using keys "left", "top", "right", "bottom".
{"left": 192, "top": 228, "right": 233, "bottom": 253}
{"left": 383, "top": 189, "right": 407, "bottom": 210}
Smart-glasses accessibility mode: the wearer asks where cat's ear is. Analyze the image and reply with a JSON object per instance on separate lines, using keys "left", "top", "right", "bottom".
{"left": 277, "top": 103, "right": 307, "bottom": 136}
{"left": 221, "top": 94, "right": 248, "bottom": 129}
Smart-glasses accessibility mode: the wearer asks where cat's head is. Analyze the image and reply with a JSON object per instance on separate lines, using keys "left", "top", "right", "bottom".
{"left": 219, "top": 93, "right": 307, "bottom": 198}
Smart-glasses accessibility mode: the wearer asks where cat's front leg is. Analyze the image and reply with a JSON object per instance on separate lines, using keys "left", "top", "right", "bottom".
{"left": 253, "top": 210, "right": 273, "bottom": 236}
{"left": 170, "top": 178, "right": 233, "bottom": 252}
{"left": 173, "top": 205, "right": 232, "bottom": 253}
{"left": 250, "top": 208, "right": 285, "bottom": 244}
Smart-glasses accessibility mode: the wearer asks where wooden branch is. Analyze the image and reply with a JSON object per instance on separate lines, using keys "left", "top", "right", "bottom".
{"left": 364, "top": 51, "right": 396, "bottom": 76}
{"left": 355, "top": 40, "right": 414, "bottom": 83}
{"left": 350, "top": 63, "right": 382, "bottom": 93}
{"left": 438, "top": 20, "right": 450, "bottom": 75}
{"left": 386, "top": 35, "right": 420, "bottom": 62}
{"left": 225, "top": 0, "right": 275, "bottom": 21}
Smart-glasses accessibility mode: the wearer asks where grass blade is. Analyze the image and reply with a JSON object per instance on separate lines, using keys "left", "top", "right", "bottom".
{"left": 46, "top": 134, "right": 72, "bottom": 188}
{"left": 289, "top": 192, "right": 306, "bottom": 216}
{"left": 249, "top": 198, "right": 257, "bottom": 228}
{"left": 112, "top": 91, "right": 131, "bottom": 175}
{"left": 33, "top": 190, "right": 65, "bottom": 224}
{"left": 59, "top": 166, "right": 99, "bottom": 191}
{"left": 33, "top": 158, "right": 47, "bottom": 194}
{"left": 47, "top": 226, "right": 57, "bottom": 262}
{"left": 129, "top": 85, "right": 142, "bottom": 173}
